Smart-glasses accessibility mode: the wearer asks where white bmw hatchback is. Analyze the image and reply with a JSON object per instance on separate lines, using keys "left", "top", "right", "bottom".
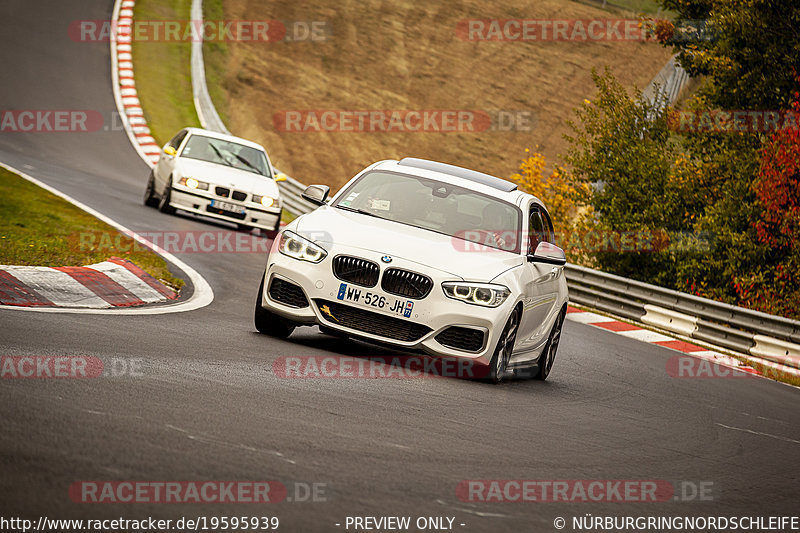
{"left": 255, "top": 158, "right": 569, "bottom": 382}
{"left": 145, "top": 128, "right": 285, "bottom": 232}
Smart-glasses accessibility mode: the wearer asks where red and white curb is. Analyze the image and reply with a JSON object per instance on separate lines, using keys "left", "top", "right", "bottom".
{"left": 113, "top": 0, "right": 160, "bottom": 167}
{"left": 566, "top": 306, "right": 800, "bottom": 382}
{"left": 0, "top": 257, "right": 176, "bottom": 309}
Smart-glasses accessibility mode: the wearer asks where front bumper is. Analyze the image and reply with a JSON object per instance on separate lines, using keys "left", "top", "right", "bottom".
{"left": 259, "top": 245, "right": 516, "bottom": 365}
{"left": 170, "top": 186, "right": 281, "bottom": 230}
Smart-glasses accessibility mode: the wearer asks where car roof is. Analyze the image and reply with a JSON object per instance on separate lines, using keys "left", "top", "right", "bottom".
{"left": 181, "top": 127, "right": 267, "bottom": 153}
{"left": 371, "top": 158, "right": 534, "bottom": 206}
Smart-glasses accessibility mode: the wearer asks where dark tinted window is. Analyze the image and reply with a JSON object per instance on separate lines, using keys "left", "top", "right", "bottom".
{"left": 168, "top": 130, "right": 187, "bottom": 149}
{"left": 539, "top": 208, "right": 555, "bottom": 244}
{"left": 529, "top": 209, "right": 545, "bottom": 253}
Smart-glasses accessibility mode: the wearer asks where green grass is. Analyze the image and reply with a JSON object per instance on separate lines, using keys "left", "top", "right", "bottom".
{"left": 281, "top": 209, "right": 298, "bottom": 225}
{"left": 0, "top": 167, "right": 183, "bottom": 290}
{"left": 131, "top": 0, "right": 200, "bottom": 145}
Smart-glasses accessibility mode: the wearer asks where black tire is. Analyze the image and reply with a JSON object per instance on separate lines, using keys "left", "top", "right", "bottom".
{"left": 143, "top": 170, "right": 159, "bottom": 207}
{"left": 485, "top": 307, "right": 520, "bottom": 384}
{"left": 273, "top": 209, "right": 283, "bottom": 232}
{"left": 237, "top": 223, "right": 254, "bottom": 232}
{"left": 535, "top": 307, "right": 566, "bottom": 381}
{"left": 158, "top": 176, "right": 176, "bottom": 214}
{"left": 254, "top": 274, "right": 295, "bottom": 338}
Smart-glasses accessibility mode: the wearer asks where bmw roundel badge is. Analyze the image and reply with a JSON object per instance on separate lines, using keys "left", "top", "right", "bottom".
{"left": 381, "top": 255, "right": 392, "bottom": 263}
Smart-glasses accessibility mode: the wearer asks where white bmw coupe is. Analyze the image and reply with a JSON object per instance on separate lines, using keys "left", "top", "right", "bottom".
{"left": 145, "top": 128, "right": 285, "bottom": 232}
{"left": 255, "top": 158, "right": 569, "bottom": 382}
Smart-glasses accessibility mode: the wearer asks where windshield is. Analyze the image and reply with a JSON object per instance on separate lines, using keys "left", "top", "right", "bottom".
{"left": 180, "top": 135, "right": 270, "bottom": 176}
{"left": 333, "top": 171, "right": 522, "bottom": 253}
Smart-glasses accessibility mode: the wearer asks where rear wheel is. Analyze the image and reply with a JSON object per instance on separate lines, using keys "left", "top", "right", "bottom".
{"left": 158, "top": 176, "right": 176, "bottom": 214}
{"left": 143, "top": 171, "right": 158, "bottom": 207}
{"left": 254, "top": 273, "right": 295, "bottom": 338}
{"left": 485, "top": 307, "right": 520, "bottom": 384}
{"left": 535, "top": 307, "right": 565, "bottom": 381}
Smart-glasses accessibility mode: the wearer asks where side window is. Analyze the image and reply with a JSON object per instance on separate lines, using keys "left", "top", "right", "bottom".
{"left": 168, "top": 130, "right": 188, "bottom": 150}
{"left": 539, "top": 208, "right": 555, "bottom": 244}
{"left": 528, "top": 208, "right": 545, "bottom": 253}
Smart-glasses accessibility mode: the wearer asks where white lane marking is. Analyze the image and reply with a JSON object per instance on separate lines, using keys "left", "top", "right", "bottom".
{"left": 87, "top": 261, "right": 164, "bottom": 303}
{"left": 165, "top": 424, "right": 296, "bottom": 464}
{"left": 617, "top": 329, "right": 675, "bottom": 343}
{"left": 434, "top": 500, "right": 510, "bottom": 519}
{"left": 566, "top": 312, "right": 616, "bottom": 324}
{"left": 2, "top": 266, "right": 109, "bottom": 308}
{"left": 0, "top": 162, "right": 214, "bottom": 315}
{"left": 716, "top": 423, "right": 800, "bottom": 445}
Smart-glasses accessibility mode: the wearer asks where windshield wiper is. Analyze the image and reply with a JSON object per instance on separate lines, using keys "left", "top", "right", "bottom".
{"left": 232, "top": 153, "right": 264, "bottom": 175}
{"left": 334, "top": 205, "right": 386, "bottom": 220}
{"left": 209, "top": 143, "right": 234, "bottom": 168}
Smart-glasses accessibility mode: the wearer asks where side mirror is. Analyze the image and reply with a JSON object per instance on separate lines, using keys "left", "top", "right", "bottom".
{"left": 302, "top": 184, "right": 330, "bottom": 206}
{"left": 274, "top": 173, "right": 287, "bottom": 183}
{"left": 164, "top": 146, "right": 177, "bottom": 157}
{"left": 527, "top": 241, "right": 566, "bottom": 266}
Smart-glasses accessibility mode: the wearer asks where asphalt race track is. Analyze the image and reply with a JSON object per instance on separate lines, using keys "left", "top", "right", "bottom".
{"left": 1, "top": 2, "right": 798, "bottom": 531}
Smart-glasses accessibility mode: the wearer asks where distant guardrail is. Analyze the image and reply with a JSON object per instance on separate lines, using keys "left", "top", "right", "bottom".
{"left": 566, "top": 264, "right": 800, "bottom": 367}
{"left": 643, "top": 55, "right": 690, "bottom": 110}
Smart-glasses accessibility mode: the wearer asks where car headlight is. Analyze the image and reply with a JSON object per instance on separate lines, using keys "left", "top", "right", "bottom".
{"left": 178, "top": 177, "right": 209, "bottom": 190}
{"left": 279, "top": 230, "right": 327, "bottom": 263}
{"left": 253, "top": 195, "right": 276, "bottom": 208}
{"left": 442, "top": 282, "right": 511, "bottom": 307}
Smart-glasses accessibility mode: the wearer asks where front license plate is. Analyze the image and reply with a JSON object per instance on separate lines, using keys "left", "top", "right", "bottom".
{"left": 210, "top": 200, "right": 245, "bottom": 215}
{"left": 336, "top": 283, "right": 414, "bottom": 318}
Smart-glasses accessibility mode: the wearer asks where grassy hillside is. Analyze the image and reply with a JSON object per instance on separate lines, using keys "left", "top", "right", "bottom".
{"left": 214, "top": 0, "right": 672, "bottom": 190}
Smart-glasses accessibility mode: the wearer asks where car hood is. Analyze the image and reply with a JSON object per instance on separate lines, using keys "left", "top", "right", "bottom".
{"left": 176, "top": 158, "right": 280, "bottom": 197}
{"left": 294, "top": 205, "right": 523, "bottom": 281}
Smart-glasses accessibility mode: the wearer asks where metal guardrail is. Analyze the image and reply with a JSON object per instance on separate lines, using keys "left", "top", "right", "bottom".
{"left": 643, "top": 55, "right": 690, "bottom": 110}
{"left": 566, "top": 264, "right": 800, "bottom": 362}
{"left": 274, "top": 175, "right": 317, "bottom": 215}
{"left": 190, "top": 0, "right": 229, "bottom": 136}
